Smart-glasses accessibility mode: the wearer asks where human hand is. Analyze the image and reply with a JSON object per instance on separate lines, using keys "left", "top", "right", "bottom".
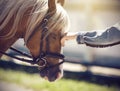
{"left": 61, "top": 34, "right": 77, "bottom": 46}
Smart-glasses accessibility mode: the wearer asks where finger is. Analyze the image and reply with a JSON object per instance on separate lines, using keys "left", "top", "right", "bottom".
{"left": 61, "top": 37, "right": 65, "bottom": 46}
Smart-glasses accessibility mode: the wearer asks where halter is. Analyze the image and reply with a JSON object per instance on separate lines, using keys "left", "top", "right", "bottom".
{"left": 32, "top": 12, "right": 65, "bottom": 69}
{"left": 0, "top": 12, "right": 65, "bottom": 70}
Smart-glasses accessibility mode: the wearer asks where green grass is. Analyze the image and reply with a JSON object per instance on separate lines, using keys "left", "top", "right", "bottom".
{"left": 0, "top": 68, "right": 118, "bottom": 91}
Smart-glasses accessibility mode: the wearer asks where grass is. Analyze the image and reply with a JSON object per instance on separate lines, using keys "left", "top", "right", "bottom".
{"left": 0, "top": 68, "right": 118, "bottom": 91}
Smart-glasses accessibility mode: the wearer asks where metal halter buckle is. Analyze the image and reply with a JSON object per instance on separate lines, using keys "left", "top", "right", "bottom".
{"left": 36, "top": 58, "right": 47, "bottom": 68}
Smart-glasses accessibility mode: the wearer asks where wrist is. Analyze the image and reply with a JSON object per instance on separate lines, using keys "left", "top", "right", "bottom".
{"left": 76, "top": 33, "right": 85, "bottom": 44}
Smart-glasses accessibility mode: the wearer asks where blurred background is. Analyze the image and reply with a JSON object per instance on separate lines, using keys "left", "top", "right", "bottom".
{"left": 0, "top": 0, "right": 120, "bottom": 91}
{"left": 63, "top": 0, "right": 120, "bottom": 77}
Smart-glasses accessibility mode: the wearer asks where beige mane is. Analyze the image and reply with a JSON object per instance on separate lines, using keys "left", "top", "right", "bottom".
{"left": 0, "top": 0, "right": 70, "bottom": 43}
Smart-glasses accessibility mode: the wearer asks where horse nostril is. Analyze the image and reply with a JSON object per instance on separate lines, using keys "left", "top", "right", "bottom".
{"left": 40, "top": 72, "right": 45, "bottom": 77}
{"left": 40, "top": 69, "right": 49, "bottom": 78}
{"left": 39, "top": 70, "right": 46, "bottom": 77}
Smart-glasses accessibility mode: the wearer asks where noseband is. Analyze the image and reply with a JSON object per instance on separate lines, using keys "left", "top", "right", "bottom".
{"left": 0, "top": 12, "right": 65, "bottom": 69}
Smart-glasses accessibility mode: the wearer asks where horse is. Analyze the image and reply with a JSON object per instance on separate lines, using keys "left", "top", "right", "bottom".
{"left": 0, "top": 0, "right": 70, "bottom": 82}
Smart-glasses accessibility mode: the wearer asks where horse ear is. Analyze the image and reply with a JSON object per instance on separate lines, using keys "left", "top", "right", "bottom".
{"left": 57, "top": 0, "right": 65, "bottom": 6}
{"left": 48, "top": 0, "right": 65, "bottom": 12}
{"left": 48, "top": 0, "right": 57, "bottom": 12}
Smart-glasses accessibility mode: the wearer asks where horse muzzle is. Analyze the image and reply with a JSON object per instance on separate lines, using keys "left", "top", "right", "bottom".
{"left": 39, "top": 64, "right": 63, "bottom": 82}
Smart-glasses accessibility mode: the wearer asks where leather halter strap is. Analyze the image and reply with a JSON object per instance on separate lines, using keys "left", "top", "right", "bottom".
{"left": 33, "top": 13, "right": 65, "bottom": 69}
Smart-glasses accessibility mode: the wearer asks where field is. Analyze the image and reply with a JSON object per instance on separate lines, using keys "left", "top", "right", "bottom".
{"left": 0, "top": 68, "right": 119, "bottom": 91}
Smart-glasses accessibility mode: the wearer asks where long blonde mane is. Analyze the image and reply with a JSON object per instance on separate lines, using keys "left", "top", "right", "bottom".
{"left": 0, "top": 0, "right": 70, "bottom": 43}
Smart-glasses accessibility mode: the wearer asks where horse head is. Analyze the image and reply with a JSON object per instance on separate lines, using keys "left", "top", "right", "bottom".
{"left": 25, "top": 0, "right": 70, "bottom": 82}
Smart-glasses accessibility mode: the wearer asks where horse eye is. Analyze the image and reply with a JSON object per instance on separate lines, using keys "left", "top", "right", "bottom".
{"left": 52, "top": 36, "right": 57, "bottom": 40}
{"left": 51, "top": 34, "right": 57, "bottom": 40}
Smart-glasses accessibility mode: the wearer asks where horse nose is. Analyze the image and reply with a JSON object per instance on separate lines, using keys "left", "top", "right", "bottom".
{"left": 40, "top": 68, "right": 63, "bottom": 82}
{"left": 48, "top": 71, "right": 63, "bottom": 82}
